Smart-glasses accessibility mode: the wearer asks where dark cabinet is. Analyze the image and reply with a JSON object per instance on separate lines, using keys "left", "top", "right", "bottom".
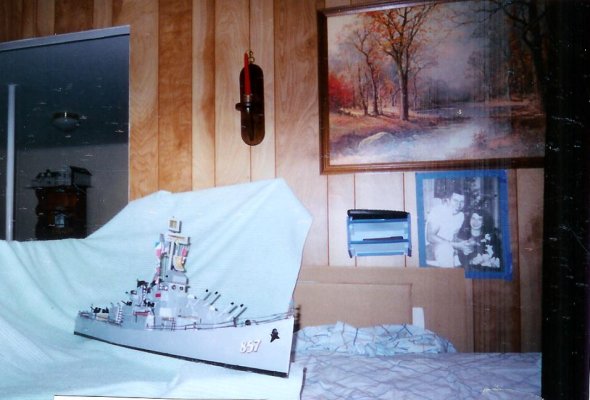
{"left": 32, "top": 167, "right": 91, "bottom": 240}
{"left": 35, "top": 186, "right": 88, "bottom": 240}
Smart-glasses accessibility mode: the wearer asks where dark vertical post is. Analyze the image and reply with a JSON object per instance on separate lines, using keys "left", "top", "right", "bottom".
{"left": 542, "top": 2, "right": 590, "bottom": 399}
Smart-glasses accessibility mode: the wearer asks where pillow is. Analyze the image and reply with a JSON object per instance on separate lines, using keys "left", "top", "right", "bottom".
{"left": 294, "top": 321, "right": 456, "bottom": 356}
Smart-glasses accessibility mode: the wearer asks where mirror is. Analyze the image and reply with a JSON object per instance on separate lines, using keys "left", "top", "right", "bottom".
{"left": 0, "top": 27, "right": 129, "bottom": 240}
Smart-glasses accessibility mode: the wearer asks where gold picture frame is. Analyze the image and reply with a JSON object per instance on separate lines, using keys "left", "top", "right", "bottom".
{"left": 318, "top": 1, "right": 546, "bottom": 173}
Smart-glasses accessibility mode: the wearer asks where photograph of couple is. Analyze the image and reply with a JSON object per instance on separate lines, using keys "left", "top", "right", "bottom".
{"left": 417, "top": 170, "right": 512, "bottom": 280}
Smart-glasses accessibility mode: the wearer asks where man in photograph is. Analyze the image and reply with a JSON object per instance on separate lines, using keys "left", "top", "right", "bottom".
{"left": 425, "top": 184, "right": 466, "bottom": 267}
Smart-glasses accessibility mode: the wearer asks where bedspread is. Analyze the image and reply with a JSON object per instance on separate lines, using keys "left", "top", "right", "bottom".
{"left": 296, "top": 352, "right": 541, "bottom": 400}
{"left": 293, "top": 323, "right": 540, "bottom": 400}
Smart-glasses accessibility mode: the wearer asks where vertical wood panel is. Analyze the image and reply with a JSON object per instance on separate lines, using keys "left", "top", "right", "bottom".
{"left": 275, "top": 0, "right": 328, "bottom": 266}
{"left": 113, "top": 0, "right": 159, "bottom": 199}
{"left": 250, "top": 0, "right": 276, "bottom": 181}
{"left": 415, "top": 269, "right": 473, "bottom": 351}
{"left": 158, "top": 0, "right": 192, "bottom": 192}
{"left": 192, "top": 0, "right": 216, "bottom": 190}
{"left": 328, "top": 174, "right": 355, "bottom": 266}
{"left": 506, "top": 170, "right": 522, "bottom": 351}
{"left": 464, "top": 278, "right": 475, "bottom": 351}
{"left": 0, "top": 1, "right": 24, "bottom": 41}
{"left": 36, "top": 0, "right": 55, "bottom": 36}
{"left": 472, "top": 170, "right": 521, "bottom": 352}
{"left": 214, "top": 0, "right": 250, "bottom": 186}
{"left": 93, "top": 0, "right": 113, "bottom": 28}
{"left": 517, "top": 168, "right": 543, "bottom": 351}
{"left": 20, "top": 0, "right": 37, "bottom": 38}
{"left": 55, "top": 0, "right": 93, "bottom": 33}
{"left": 355, "top": 172, "right": 405, "bottom": 267}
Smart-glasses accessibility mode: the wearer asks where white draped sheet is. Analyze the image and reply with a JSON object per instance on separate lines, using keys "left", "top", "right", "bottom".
{"left": 0, "top": 178, "right": 311, "bottom": 400}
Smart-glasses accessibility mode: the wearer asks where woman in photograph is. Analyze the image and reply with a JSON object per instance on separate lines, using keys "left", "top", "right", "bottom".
{"left": 456, "top": 208, "right": 502, "bottom": 271}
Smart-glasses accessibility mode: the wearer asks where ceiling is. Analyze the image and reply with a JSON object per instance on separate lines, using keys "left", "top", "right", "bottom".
{"left": 0, "top": 27, "right": 129, "bottom": 149}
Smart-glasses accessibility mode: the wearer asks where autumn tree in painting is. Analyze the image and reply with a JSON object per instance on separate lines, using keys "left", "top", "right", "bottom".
{"left": 367, "top": 4, "right": 437, "bottom": 121}
{"left": 328, "top": 71, "right": 353, "bottom": 112}
{"left": 473, "top": 0, "right": 549, "bottom": 111}
{"left": 348, "top": 25, "right": 384, "bottom": 115}
{"left": 335, "top": 3, "right": 436, "bottom": 120}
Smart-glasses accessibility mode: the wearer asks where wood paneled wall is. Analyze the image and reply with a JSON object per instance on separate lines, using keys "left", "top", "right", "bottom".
{"left": 1, "top": 0, "right": 543, "bottom": 352}
{"left": 158, "top": 0, "right": 193, "bottom": 192}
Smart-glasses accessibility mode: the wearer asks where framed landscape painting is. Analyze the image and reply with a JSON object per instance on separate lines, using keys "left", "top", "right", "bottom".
{"left": 318, "top": 0, "right": 546, "bottom": 173}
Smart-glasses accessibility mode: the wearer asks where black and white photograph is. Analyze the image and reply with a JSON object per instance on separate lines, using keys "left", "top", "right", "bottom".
{"left": 416, "top": 170, "right": 512, "bottom": 280}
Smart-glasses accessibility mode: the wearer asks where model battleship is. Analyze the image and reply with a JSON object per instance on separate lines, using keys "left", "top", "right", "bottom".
{"left": 74, "top": 218, "right": 295, "bottom": 376}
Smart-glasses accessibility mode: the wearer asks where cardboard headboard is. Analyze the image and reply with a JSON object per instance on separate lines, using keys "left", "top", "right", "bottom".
{"left": 293, "top": 267, "right": 471, "bottom": 351}
{"left": 294, "top": 281, "right": 412, "bottom": 328}
{"left": 295, "top": 282, "right": 412, "bottom": 327}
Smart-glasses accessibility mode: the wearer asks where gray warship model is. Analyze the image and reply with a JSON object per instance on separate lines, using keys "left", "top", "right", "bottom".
{"left": 74, "top": 218, "right": 295, "bottom": 376}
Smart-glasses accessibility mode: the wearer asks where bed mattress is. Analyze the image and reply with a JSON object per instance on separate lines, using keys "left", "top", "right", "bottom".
{"left": 293, "top": 322, "right": 541, "bottom": 400}
{"left": 296, "top": 351, "right": 541, "bottom": 400}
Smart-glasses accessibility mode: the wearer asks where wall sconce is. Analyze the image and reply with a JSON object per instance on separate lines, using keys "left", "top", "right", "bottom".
{"left": 235, "top": 50, "right": 264, "bottom": 146}
{"left": 52, "top": 111, "right": 80, "bottom": 132}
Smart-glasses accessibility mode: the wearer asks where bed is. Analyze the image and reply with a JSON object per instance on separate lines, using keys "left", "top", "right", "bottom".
{"left": 293, "top": 323, "right": 541, "bottom": 400}
{"left": 292, "top": 269, "right": 542, "bottom": 400}
{"left": 0, "top": 179, "right": 541, "bottom": 399}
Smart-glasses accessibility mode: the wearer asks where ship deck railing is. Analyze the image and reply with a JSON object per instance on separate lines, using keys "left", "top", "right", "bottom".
{"left": 78, "top": 310, "right": 293, "bottom": 331}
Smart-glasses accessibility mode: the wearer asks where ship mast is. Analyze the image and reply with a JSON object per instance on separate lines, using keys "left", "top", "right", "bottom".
{"left": 156, "top": 218, "right": 190, "bottom": 281}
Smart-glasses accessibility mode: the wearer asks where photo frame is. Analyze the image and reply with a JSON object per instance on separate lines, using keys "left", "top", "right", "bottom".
{"left": 318, "top": 1, "right": 546, "bottom": 173}
{"left": 416, "top": 169, "right": 512, "bottom": 280}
